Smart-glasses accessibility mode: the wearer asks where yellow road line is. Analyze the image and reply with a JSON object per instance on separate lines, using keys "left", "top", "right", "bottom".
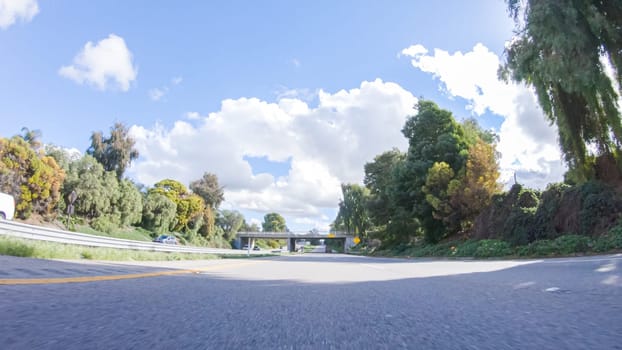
{"left": 0, "top": 261, "right": 259, "bottom": 285}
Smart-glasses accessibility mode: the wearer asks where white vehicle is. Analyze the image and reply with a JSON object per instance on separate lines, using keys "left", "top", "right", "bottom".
{"left": 0, "top": 192, "right": 15, "bottom": 220}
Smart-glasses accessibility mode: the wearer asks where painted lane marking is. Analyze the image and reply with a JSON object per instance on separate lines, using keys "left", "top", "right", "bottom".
{"left": 0, "top": 261, "right": 259, "bottom": 285}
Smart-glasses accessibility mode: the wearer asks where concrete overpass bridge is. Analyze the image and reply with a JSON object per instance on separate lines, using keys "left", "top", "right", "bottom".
{"left": 236, "top": 231, "right": 356, "bottom": 252}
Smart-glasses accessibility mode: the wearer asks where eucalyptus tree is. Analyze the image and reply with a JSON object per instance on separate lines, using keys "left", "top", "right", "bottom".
{"left": 190, "top": 172, "right": 225, "bottom": 209}
{"left": 87, "top": 122, "right": 139, "bottom": 179}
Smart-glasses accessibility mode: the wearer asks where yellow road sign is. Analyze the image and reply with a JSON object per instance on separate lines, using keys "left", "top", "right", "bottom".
{"left": 353, "top": 236, "right": 361, "bottom": 244}
{"left": 327, "top": 233, "right": 335, "bottom": 238}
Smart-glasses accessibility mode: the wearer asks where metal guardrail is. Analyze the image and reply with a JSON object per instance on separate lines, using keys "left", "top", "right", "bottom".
{"left": 0, "top": 220, "right": 259, "bottom": 255}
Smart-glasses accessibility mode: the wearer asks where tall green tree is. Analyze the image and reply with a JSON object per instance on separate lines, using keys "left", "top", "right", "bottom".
{"left": 63, "top": 155, "right": 119, "bottom": 219}
{"left": 149, "top": 179, "right": 204, "bottom": 232}
{"left": 364, "top": 149, "right": 404, "bottom": 228}
{"left": 501, "top": 0, "right": 622, "bottom": 179}
{"left": 450, "top": 139, "right": 501, "bottom": 230}
{"left": 190, "top": 172, "right": 225, "bottom": 208}
{"left": 334, "top": 183, "right": 371, "bottom": 237}
{"left": 391, "top": 100, "right": 468, "bottom": 243}
{"left": 262, "top": 212, "right": 286, "bottom": 232}
{"left": 114, "top": 179, "right": 143, "bottom": 226}
{"left": 87, "top": 122, "right": 139, "bottom": 179}
{"left": 198, "top": 206, "right": 217, "bottom": 238}
{"left": 422, "top": 161, "right": 457, "bottom": 227}
{"left": 216, "top": 210, "right": 245, "bottom": 240}
{"left": 423, "top": 126, "right": 501, "bottom": 234}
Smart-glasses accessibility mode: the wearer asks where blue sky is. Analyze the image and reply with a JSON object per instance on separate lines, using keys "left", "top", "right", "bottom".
{"left": 0, "top": 0, "right": 563, "bottom": 231}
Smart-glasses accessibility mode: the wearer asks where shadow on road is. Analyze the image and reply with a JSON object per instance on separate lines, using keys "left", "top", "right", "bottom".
{"left": 2, "top": 255, "right": 620, "bottom": 350}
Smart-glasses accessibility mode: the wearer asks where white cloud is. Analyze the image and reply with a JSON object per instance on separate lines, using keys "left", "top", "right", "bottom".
{"left": 0, "top": 0, "right": 38, "bottom": 29}
{"left": 149, "top": 76, "right": 182, "bottom": 101}
{"left": 292, "top": 217, "right": 332, "bottom": 232}
{"left": 186, "top": 112, "right": 201, "bottom": 120}
{"left": 149, "top": 87, "right": 167, "bottom": 101}
{"left": 401, "top": 43, "right": 565, "bottom": 189}
{"left": 128, "top": 79, "right": 416, "bottom": 226}
{"left": 274, "top": 86, "right": 318, "bottom": 102}
{"left": 59, "top": 34, "right": 137, "bottom": 91}
{"left": 292, "top": 58, "right": 301, "bottom": 67}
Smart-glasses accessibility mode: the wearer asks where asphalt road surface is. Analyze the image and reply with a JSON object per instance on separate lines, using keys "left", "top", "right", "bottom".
{"left": 1, "top": 253, "right": 621, "bottom": 349}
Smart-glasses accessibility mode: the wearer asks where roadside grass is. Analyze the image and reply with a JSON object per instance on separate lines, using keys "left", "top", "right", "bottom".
{"left": 368, "top": 229, "right": 622, "bottom": 259}
{"left": 74, "top": 224, "right": 154, "bottom": 242}
{"left": 0, "top": 236, "right": 221, "bottom": 261}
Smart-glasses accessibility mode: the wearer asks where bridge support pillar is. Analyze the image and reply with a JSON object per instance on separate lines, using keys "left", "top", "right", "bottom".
{"left": 288, "top": 238, "right": 296, "bottom": 252}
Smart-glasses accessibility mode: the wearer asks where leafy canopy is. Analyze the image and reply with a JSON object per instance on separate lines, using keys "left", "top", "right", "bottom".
{"left": 87, "top": 123, "right": 139, "bottom": 179}
{"left": 262, "top": 212, "right": 286, "bottom": 232}
{"left": 190, "top": 172, "right": 225, "bottom": 209}
{"left": 501, "top": 0, "right": 622, "bottom": 178}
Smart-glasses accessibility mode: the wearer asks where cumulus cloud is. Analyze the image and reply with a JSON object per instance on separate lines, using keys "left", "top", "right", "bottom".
{"left": 0, "top": 0, "right": 38, "bottom": 29}
{"left": 128, "top": 79, "right": 416, "bottom": 224}
{"left": 59, "top": 34, "right": 137, "bottom": 91}
{"left": 401, "top": 43, "right": 565, "bottom": 189}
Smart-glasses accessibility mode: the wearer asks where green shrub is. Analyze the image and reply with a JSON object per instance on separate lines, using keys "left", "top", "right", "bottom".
{"left": 593, "top": 225, "right": 622, "bottom": 252}
{"left": 407, "top": 245, "right": 428, "bottom": 257}
{"left": 515, "top": 245, "right": 532, "bottom": 257}
{"left": 531, "top": 183, "right": 568, "bottom": 240}
{"left": 527, "top": 240, "right": 557, "bottom": 256}
{"left": 473, "top": 240, "right": 512, "bottom": 258}
{"left": 517, "top": 188, "right": 540, "bottom": 208}
{"left": 427, "top": 242, "right": 454, "bottom": 256}
{"left": 553, "top": 234, "right": 590, "bottom": 254}
{"left": 474, "top": 181, "right": 622, "bottom": 245}
{"left": 91, "top": 216, "right": 117, "bottom": 234}
{"left": 579, "top": 182, "right": 622, "bottom": 236}
{"left": 503, "top": 207, "right": 537, "bottom": 246}
{"left": 452, "top": 240, "right": 480, "bottom": 257}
